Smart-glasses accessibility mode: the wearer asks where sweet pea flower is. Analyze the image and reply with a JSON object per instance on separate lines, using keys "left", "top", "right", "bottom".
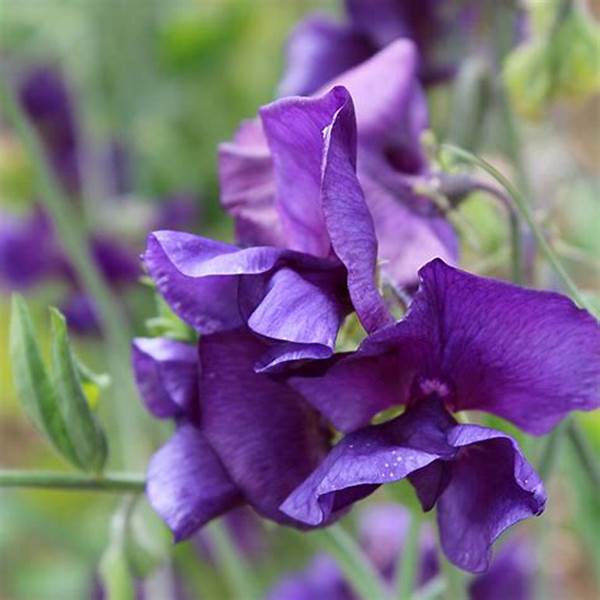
{"left": 132, "top": 330, "right": 352, "bottom": 540}
{"left": 145, "top": 86, "right": 392, "bottom": 371}
{"left": 282, "top": 259, "right": 600, "bottom": 572}
{"left": 220, "top": 40, "right": 458, "bottom": 294}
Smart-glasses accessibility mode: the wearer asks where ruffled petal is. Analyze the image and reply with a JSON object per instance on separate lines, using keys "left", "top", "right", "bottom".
{"left": 413, "top": 259, "right": 600, "bottom": 433}
{"left": 132, "top": 337, "right": 198, "bottom": 419}
{"left": 278, "top": 15, "right": 373, "bottom": 97}
{"left": 147, "top": 424, "right": 242, "bottom": 541}
{"left": 436, "top": 425, "right": 546, "bottom": 572}
{"left": 198, "top": 330, "right": 333, "bottom": 526}
{"left": 280, "top": 399, "right": 456, "bottom": 526}
{"left": 320, "top": 88, "right": 392, "bottom": 333}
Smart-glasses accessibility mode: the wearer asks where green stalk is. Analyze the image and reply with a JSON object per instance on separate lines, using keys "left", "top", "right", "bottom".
{"left": 311, "top": 524, "right": 389, "bottom": 600}
{"left": 441, "top": 144, "right": 597, "bottom": 317}
{"left": 0, "top": 469, "right": 145, "bottom": 492}
{"left": 440, "top": 554, "right": 467, "bottom": 600}
{"left": 209, "top": 520, "right": 259, "bottom": 600}
{"left": 395, "top": 512, "right": 423, "bottom": 600}
{"left": 0, "top": 79, "right": 146, "bottom": 466}
{"left": 566, "top": 421, "right": 600, "bottom": 490}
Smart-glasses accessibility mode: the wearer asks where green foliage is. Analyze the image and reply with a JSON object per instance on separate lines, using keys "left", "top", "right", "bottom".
{"left": 9, "top": 296, "right": 108, "bottom": 472}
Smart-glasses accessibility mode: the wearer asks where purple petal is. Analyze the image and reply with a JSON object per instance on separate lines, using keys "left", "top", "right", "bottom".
{"left": 147, "top": 424, "right": 242, "bottom": 541}
{"left": 469, "top": 538, "right": 535, "bottom": 600}
{"left": 198, "top": 330, "right": 332, "bottom": 526}
{"left": 60, "top": 293, "right": 100, "bottom": 335}
{"left": 280, "top": 399, "right": 456, "bottom": 526}
{"left": 218, "top": 120, "right": 283, "bottom": 247}
{"left": 260, "top": 89, "right": 348, "bottom": 257}
{"left": 132, "top": 337, "right": 198, "bottom": 419}
{"left": 91, "top": 235, "right": 140, "bottom": 286}
{"left": 413, "top": 259, "right": 600, "bottom": 433}
{"left": 278, "top": 15, "right": 373, "bottom": 97}
{"left": 320, "top": 88, "right": 392, "bottom": 333}
{"left": 436, "top": 425, "right": 546, "bottom": 572}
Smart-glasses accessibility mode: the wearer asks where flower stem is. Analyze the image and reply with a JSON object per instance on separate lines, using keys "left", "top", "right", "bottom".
{"left": 566, "top": 421, "right": 600, "bottom": 490}
{"left": 0, "top": 469, "right": 145, "bottom": 492}
{"left": 441, "top": 144, "right": 598, "bottom": 317}
{"left": 310, "top": 524, "right": 389, "bottom": 600}
{"left": 440, "top": 554, "right": 467, "bottom": 600}
{"left": 395, "top": 512, "right": 423, "bottom": 600}
{"left": 209, "top": 520, "right": 259, "bottom": 600}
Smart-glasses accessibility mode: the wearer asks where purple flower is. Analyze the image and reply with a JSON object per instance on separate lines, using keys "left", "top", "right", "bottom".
{"left": 279, "top": 0, "right": 523, "bottom": 96}
{"left": 145, "top": 87, "right": 392, "bottom": 371}
{"left": 132, "top": 330, "right": 344, "bottom": 541}
{"left": 18, "top": 65, "right": 81, "bottom": 194}
{"left": 281, "top": 259, "right": 600, "bottom": 571}
{"left": 220, "top": 41, "right": 458, "bottom": 291}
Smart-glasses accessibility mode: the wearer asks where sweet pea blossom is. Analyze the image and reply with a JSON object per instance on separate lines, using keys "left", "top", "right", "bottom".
{"left": 132, "top": 330, "right": 350, "bottom": 540}
{"left": 220, "top": 39, "right": 458, "bottom": 292}
{"left": 282, "top": 259, "right": 600, "bottom": 571}
{"left": 145, "top": 86, "right": 392, "bottom": 371}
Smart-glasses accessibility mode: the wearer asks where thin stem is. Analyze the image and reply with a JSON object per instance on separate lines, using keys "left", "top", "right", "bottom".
{"left": 567, "top": 421, "right": 600, "bottom": 490}
{"left": 310, "top": 524, "right": 389, "bottom": 600}
{"left": 0, "top": 469, "right": 145, "bottom": 492}
{"left": 470, "top": 180, "right": 523, "bottom": 284}
{"left": 440, "top": 554, "right": 467, "bottom": 600}
{"left": 441, "top": 144, "right": 598, "bottom": 317}
{"left": 209, "top": 520, "right": 259, "bottom": 600}
{"left": 395, "top": 512, "right": 423, "bottom": 600}
{"left": 0, "top": 78, "right": 146, "bottom": 466}
{"left": 537, "top": 424, "right": 565, "bottom": 481}
{"left": 412, "top": 575, "right": 446, "bottom": 600}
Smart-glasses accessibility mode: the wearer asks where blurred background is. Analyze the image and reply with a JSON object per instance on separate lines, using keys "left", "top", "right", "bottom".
{"left": 0, "top": 1, "right": 599, "bottom": 598}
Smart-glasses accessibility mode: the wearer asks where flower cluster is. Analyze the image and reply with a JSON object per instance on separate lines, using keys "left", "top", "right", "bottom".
{"left": 133, "top": 34, "right": 600, "bottom": 575}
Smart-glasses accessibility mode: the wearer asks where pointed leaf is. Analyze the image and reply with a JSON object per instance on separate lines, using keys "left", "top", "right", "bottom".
{"left": 50, "top": 307, "right": 108, "bottom": 473}
{"left": 9, "top": 295, "right": 81, "bottom": 467}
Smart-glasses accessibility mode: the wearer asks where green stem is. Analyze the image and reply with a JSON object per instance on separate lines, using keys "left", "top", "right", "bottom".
{"left": 412, "top": 575, "right": 446, "bottom": 600}
{"left": 0, "top": 78, "right": 146, "bottom": 466}
{"left": 395, "top": 512, "right": 423, "bottom": 600}
{"left": 441, "top": 144, "right": 598, "bottom": 317}
{"left": 440, "top": 554, "right": 467, "bottom": 600}
{"left": 537, "top": 423, "right": 565, "bottom": 481}
{"left": 210, "top": 520, "right": 259, "bottom": 600}
{"left": 0, "top": 469, "right": 145, "bottom": 492}
{"left": 567, "top": 421, "right": 600, "bottom": 490}
{"left": 310, "top": 524, "right": 389, "bottom": 600}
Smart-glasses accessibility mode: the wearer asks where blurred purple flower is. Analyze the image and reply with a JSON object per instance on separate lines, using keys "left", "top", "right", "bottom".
{"left": 220, "top": 40, "right": 458, "bottom": 291}
{"left": 145, "top": 87, "right": 392, "bottom": 371}
{"left": 268, "top": 504, "right": 534, "bottom": 599}
{"left": 18, "top": 65, "right": 82, "bottom": 194}
{"left": 279, "top": 0, "right": 524, "bottom": 96}
{"left": 132, "top": 331, "right": 345, "bottom": 541}
{"left": 282, "top": 259, "right": 600, "bottom": 571}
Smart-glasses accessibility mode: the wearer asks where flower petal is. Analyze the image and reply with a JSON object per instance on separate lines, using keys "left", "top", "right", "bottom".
{"left": 414, "top": 259, "right": 600, "bottom": 433}
{"left": 198, "top": 330, "right": 332, "bottom": 526}
{"left": 280, "top": 399, "right": 456, "bottom": 526}
{"left": 436, "top": 425, "right": 546, "bottom": 572}
{"left": 147, "top": 424, "right": 242, "bottom": 541}
{"left": 132, "top": 337, "right": 198, "bottom": 419}
{"left": 278, "top": 15, "right": 373, "bottom": 97}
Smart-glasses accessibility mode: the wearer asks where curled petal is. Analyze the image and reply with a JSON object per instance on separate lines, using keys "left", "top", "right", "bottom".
{"left": 147, "top": 424, "right": 241, "bottom": 541}
{"left": 132, "top": 337, "right": 198, "bottom": 419}
{"left": 436, "top": 425, "right": 546, "bottom": 572}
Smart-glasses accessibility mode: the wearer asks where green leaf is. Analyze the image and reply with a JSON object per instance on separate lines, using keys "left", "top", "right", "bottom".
{"left": 9, "top": 295, "right": 80, "bottom": 467}
{"left": 50, "top": 307, "right": 108, "bottom": 473}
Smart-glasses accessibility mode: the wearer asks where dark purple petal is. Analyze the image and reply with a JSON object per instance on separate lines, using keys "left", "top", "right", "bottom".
{"left": 60, "top": 293, "right": 100, "bottom": 335}
{"left": 469, "top": 538, "right": 535, "bottom": 600}
{"left": 280, "top": 399, "right": 456, "bottom": 526}
{"left": 147, "top": 424, "right": 242, "bottom": 541}
{"left": 412, "top": 259, "right": 600, "bottom": 433}
{"left": 91, "top": 235, "right": 140, "bottom": 286}
{"left": 278, "top": 15, "right": 373, "bottom": 97}
{"left": 218, "top": 120, "right": 283, "bottom": 248}
{"left": 198, "top": 330, "right": 333, "bottom": 526}
{"left": 436, "top": 425, "right": 545, "bottom": 572}
{"left": 320, "top": 88, "right": 392, "bottom": 333}
{"left": 132, "top": 337, "right": 198, "bottom": 419}
{"left": 260, "top": 89, "right": 347, "bottom": 257}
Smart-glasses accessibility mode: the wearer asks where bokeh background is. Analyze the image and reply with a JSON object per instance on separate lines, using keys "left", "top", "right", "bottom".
{"left": 1, "top": 1, "right": 599, "bottom": 598}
